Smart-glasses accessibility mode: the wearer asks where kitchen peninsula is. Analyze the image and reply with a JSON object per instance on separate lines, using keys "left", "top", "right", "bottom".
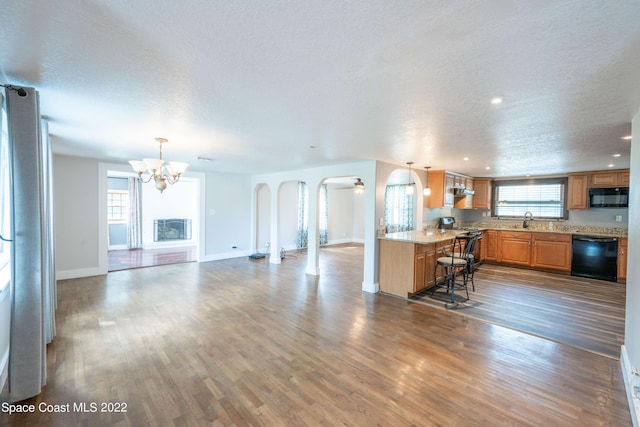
{"left": 379, "top": 230, "right": 468, "bottom": 298}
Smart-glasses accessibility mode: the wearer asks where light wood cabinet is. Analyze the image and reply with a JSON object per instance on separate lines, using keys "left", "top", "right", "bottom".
{"left": 472, "top": 179, "right": 492, "bottom": 210}
{"left": 444, "top": 173, "right": 455, "bottom": 207}
{"left": 498, "top": 231, "right": 532, "bottom": 267}
{"left": 379, "top": 240, "right": 439, "bottom": 297}
{"left": 426, "top": 170, "right": 455, "bottom": 208}
{"left": 567, "top": 173, "right": 589, "bottom": 210}
{"left": 590, "top": 170, "right": 630, "bottom": 188}
{"left": 618, "top": 238, "right": 628, "bottom": 282}
{"left": 531, "top": 233, "right": 572, "bottom": 272}
{"left": 483, "top": 230, "right": 498, "bottom": 262}
{"left": 413, "top": 244, "right": 437, "bottom": 293}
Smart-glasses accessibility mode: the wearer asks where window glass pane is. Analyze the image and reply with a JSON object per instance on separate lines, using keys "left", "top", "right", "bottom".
{"left": 493, "top": 179, "right": 567, "bottom": 219}
{"left": 107, "top": 190, "right": 128, "bottom": 221}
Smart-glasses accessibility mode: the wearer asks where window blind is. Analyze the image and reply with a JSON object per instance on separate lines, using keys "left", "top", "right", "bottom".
{"left": 493, "top": 178, "right": 567, "bottom": 219}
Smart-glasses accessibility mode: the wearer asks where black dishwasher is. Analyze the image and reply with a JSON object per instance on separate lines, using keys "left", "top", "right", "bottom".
{"left": 571, "top": 235, "right": 618, "bottom": 282}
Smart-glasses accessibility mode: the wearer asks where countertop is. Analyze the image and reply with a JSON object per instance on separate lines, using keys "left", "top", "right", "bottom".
{"left": 380, "top": 224, "right": 627, "bottom": 243}
{"left": 379, "top": 230, "right": 467, "bottom": 244}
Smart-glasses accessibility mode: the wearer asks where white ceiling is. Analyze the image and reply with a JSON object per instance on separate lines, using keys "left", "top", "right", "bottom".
{"left": 1, "top": 0, "right": 639, "bottom": 178}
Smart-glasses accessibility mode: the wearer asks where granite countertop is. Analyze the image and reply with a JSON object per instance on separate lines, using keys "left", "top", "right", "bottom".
{"left": 381, "top": 224, "right": 627, "bottom": 242}
{"left": 380, "top": 229, "right": 467, "bottom": 244}
{"left": 457, "top": 222, "right": 628, "bottom": 238}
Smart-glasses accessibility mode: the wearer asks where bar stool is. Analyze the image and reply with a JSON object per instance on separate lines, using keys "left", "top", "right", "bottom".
{"left": 435, "top": 234, "right": 479, "bottom": 302}
{"left": 446, "top": 232, "right": 482, "bottom": 291}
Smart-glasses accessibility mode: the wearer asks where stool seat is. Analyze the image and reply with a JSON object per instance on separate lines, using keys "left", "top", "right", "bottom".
{"left": 437, "top": 256, "right": 467, "bottom": 267}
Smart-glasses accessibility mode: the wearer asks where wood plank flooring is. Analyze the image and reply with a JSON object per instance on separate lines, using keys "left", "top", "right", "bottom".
{"left": 108, "top": 246, "right": 197, "bottom": 271}
{"left": 411, "top": 263, "right": 626, "bottom": 359}
{"left": 1, "top": 244, "right": 632, "bottom": 426}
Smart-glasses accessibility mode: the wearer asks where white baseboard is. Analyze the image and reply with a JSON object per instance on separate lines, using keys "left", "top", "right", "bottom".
{"left": 621, "top": 345, "right": 640, "bottom": 427}
{"left": 57, "top": 267, "right": 105, "bottom": 280}
{"left": 362, "top": 281, "right": 379, "bottom": 294}
{"left": 200, "top": 251, "right": 247, "bottom": 262}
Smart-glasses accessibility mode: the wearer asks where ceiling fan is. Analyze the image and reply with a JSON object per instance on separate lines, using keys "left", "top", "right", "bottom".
{"left": 334, "top": 177, "right": 366, "bottom": 194}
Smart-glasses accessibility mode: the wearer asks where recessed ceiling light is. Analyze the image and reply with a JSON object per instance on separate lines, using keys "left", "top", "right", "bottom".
{"left": 613, "top": 153, "right": 621, "bottom": 157}
{"left": 608, "top": 163, "right": 615, "bottom": 168}
{"left": 490, "top": 96, "right": 504, "bottom": 105}
{"left": 621, "top": 135, "right": 632, "bottom": 140}
{"left": 463, "top": 157, "right": 469, "bottom": 161}
{"left": 485, "top": 166, "right": 491, "bottom": 170}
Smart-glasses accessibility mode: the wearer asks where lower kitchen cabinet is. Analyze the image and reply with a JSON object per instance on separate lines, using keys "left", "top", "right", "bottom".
{"left": 379, "top": 239, "right": 440, "bottom": 297}
{"left": 483, "top": 230, "right": 498, "bottom": 262}
{"left": 414, "top": 243, "right": 436, "bottom": 293}
{"left": 619, "top": 238, "right": 628, "bottom": 282}
{"left": 531, "top": 233, "right": 571, "bottom": 272}
{"left": 498, "top": 231, "right": 532, "bottom": 266}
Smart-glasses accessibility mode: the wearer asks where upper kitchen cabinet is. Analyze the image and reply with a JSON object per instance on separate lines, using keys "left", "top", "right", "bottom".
{"left": 567, "top": 173, "right": 589, "bottom": 210}
{"left": 425, "top": 170, "right": 455, "bottom": 208}
{"left": 472, "top": 179, "right": 492, "bottom": 209}
{"left": 590, "top": 170, "right": 630, "bottom": 188}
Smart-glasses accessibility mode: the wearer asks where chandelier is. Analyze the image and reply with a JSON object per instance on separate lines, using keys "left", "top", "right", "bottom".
{"left": 129, "top": 137, "right": 189, "bottom": 193}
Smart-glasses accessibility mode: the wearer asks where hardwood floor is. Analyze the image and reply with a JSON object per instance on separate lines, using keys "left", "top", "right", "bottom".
{"left": 1, "top": 244, "right": 631, "bottom": 426}
{"left": 411, "top": 263, "right": 626, "bottom": 359}
{"left": 108, "top": 246, "right": 197, "bottom": 271}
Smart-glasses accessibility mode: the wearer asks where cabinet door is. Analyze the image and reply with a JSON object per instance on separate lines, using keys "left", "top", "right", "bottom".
{"left": 591, "top": 173, "right": 618, "bottom": 187}
{"left": 618, "top": 171, "right": 630, "bottom": 186}
{"left": 425, "top": 246, "right": 436, "bottom": 288}
{"left": 567, "top": 174, "right": 589, "bottom": 210}
{"left": 444, "top": 174, "right": 455, "bottom": 207}
{"left": 618, "top": 238, "right": 628, "bottom": 281}
{"left": 498, "top": 236, "right": 531, "bottom": 266}
{"left": 465, "top": 178, "right": 474, "bottom": 209}
{"left": 413, "top": 252, "right": 427, "bottom": 293}
{"left": 532, "top": 238, "right": 571, "bottom": 271}
{"left": 484, "top": 230, "right": 498, "bottom": 261}
{"left": 472, "top": 179, "right": 492, "bottom": 209}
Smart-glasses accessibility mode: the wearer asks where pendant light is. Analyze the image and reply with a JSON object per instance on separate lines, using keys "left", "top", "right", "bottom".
{"left": 423, "top": 166, "right": 431, "bottom": 196}
{"left": 406, "top": 162, "right": 414, "bottom": 195}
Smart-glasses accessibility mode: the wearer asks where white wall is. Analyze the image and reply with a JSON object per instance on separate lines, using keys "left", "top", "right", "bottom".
{"left": 278, "top": 181, "right": 298, "bottom": 250}
{"left": 54, "top": 155, "right": 101, "bottom": 277}
{"left": 141, "top": 179, "right": 198, "bottom": 248}
{"left": 256, "top": 184, "right": 270, "bottom": 253}
{"left": 201, "top": 171, "right": 252, "bottom": 260}
{"left": 623, "top": 109, "right": 640, "bottom": 425}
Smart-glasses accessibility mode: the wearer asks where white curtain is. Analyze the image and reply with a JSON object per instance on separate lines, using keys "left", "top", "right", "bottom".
{"left": 296, "top": 182, "right": 308, "bottom": 249}
{"left": 5, "top": 86, "right": 56, "bottom": 402}
{"left": 319, "top": 184, "right": 328, "bottom": 246}
{"left": 384, "top": 184, "right": 415, "bottom": 233}
{"left": 127, "top": 177, "right": 142, "bottom": 249}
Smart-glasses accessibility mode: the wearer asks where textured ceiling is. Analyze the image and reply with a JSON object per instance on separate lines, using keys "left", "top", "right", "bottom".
{"left": 1, "top": 0, "right": 639, "bottom": 177}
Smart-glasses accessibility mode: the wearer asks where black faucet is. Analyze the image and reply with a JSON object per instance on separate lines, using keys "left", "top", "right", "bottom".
{"left": 523, "top": 211, "right": 533, "bottom": 228}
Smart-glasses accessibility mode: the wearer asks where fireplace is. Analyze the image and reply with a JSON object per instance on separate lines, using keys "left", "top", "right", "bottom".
{"left": 154, "top": 219, "right": 192, "bottom": 242}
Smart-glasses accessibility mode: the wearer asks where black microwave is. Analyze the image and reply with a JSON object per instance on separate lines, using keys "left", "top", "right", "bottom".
{"left": 588, "top": 187, "right": 629, "bottom": 208}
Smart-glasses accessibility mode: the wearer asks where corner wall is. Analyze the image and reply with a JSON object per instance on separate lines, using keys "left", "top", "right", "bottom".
{"left": 622, "top": 109, "right": 640, "bottom": 426}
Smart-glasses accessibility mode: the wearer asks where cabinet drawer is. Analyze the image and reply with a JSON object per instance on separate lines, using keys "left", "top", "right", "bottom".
{"left": 499, "top": 231, "right": 532, "bottom": 240}
{"left": 415, "top": 243, "right": 434, "bottom": 254}
{"left": 532, "top": 233, "right": 571, "bottom": 243}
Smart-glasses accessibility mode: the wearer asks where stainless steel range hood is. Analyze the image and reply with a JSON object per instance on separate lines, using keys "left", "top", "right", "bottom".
{"left": 453, "top": 187, "right": 475, "bottom": 196}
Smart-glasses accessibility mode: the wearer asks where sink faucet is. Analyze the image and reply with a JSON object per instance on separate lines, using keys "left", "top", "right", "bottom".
{"left": 523, "top": 211, "right": 533, "bottom": 229}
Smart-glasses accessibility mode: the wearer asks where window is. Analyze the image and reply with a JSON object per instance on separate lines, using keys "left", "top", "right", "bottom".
{"left": 107, "top": 190, "right": 128, "bottom": 222}
{"left": 492, "top": 178, "right": 567, "bottom": 219}
{"left": 384, "top": 184, "right": 415, "bottom": 233}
